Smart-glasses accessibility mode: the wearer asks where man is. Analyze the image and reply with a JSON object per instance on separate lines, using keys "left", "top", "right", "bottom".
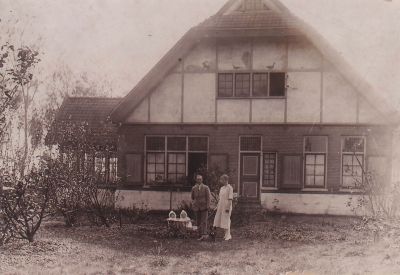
{"left": 191, "top": 174, "right": 211, "bottom": 241}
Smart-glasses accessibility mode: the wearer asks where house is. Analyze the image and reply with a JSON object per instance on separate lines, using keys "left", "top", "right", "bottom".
{"left": 47, "top": 97, "right": 121, "bottom": 185}
{"left": 52, "top": 0, "right": 399, "bottom": 215}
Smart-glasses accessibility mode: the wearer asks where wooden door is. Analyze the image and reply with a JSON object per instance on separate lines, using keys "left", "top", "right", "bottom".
{"left": 239, "top": 153, "right": 261, "bottom": 201}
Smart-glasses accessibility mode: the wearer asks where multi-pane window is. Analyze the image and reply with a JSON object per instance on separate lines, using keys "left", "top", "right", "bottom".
{"left": 166, "top": 137, "right": 186, "bottom": 182}
{"left": 167, "top": 153, "right": 185, "bottom": 182}
{"left": 263, "top": 153, "right": 277, "bottom": 188}
{"left": 235, "top": 73, "right": 250, "bottom": 97}
{"left": 146, "top": 136, "right": 208, "bottom": 185}
{"left": 218, "top": 73, "right": 233, "bottom": 97}
{"left": 92, "top": 153, "right": 118, "bottom": 184}
{"left": 253, "top": 73, "right": 269, "bottom": 97}
{"left": 146, "top": 153, "right": 165, "bottom": 183}
{"left": 342, "top": 137, "right": 365, "bottom": 188}
{"left": 109, "top": 157, "right": 118, "bottom": 183}
{"left": 240, "top": 136, "right": 262, "bottom": 152}
{"left": 94, "top": 155, "right": 106, "bottom": 182}
{"left": 218, "top": 72, "right": 286, "bottom": 98}
{"left": 304, "top": 136, "right": 327, "bottom": 188}
{"left": 270, "top": 73, "right": 286, "bottom": 96}
{"left": 61, "top": 151, "right": 117, "bottom": 184}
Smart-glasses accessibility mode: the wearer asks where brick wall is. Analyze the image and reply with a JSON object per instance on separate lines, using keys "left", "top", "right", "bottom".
{"left": 117, "top": 124, "right": 393, "bottom": 193}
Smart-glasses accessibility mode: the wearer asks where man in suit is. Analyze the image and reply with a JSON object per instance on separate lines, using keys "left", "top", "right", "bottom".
{"left": 191, "top": 174, "right": 211, "bottom": 241}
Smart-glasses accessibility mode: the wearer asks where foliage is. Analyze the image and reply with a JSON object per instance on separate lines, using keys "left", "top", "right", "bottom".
{"left": 86, "top": 187, "right": 117, "bottom": 228}
{"left": 196, "top": 164, "right": 235, "bottom": 206}
{"left": 346, "top": 154, "right": 400, "bottom": 220}
{"left": 0, "top": 215, "right": 13, "bottom": 245}
{"left": 46, "top": 118, "right": 117, "bottom": 228}
{"left": 117, "top": 204, "right": 149, "bottom": 226}
{"left": 0, "top": 163, "right": 55, "bottom": 243}
{"left": 0, "top": 43, "right": 40, "bottom": 140}
{"left": 45, "top": 158, "right": 94, "bottom": 227}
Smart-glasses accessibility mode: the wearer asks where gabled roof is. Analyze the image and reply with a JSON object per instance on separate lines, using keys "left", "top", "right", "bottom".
{"left": 110, "top": 0, "right": 400, "bottom": 124}
{"left": 55, "top": 97, "right": 121, "bottom": 124}
{"left": 199, "top": 0, "right": 298, "bottom": 35}
{"left": 46, "top": 97, "right": 121, "bottom": 146}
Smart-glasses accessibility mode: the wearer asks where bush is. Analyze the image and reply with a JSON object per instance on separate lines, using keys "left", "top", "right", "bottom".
{"left": 117, "top": 204, "right": 149, "bottom": 226}
{"left": 0, "top": 164, "right": 55, "bottom": 243}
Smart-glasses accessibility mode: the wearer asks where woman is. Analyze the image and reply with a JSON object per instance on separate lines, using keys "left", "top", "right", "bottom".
{"left": 213, "top": 174, "right": 233, "bottom": 241}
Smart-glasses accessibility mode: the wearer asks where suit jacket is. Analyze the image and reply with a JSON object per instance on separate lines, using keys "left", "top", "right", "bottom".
{"left": 191, "top": 183, "right": 211, "bottom": 211}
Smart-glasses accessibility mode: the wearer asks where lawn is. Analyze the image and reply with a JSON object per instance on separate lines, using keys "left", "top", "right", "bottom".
{"left": 1, "top": 214, "right": 400, "bottom": 275}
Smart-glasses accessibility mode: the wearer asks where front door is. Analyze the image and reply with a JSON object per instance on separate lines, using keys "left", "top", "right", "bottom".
{"left": 239, "top": 153, "right": 261, "bottom": 201}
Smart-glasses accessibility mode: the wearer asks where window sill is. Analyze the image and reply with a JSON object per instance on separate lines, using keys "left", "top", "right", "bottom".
{"left": 217, "top": 96, "right": 286, "bottom": 100}
{"left": 339, "top": 188, "right": 365, "bottom": 193}
{"left": 261, "top": 187, "right": 278, "bottom": 191}
{"left": 143, "top": 184, "right": 192, "bottom": 191}
{"left": 301, "top": 188, "right": 328, "bottom": 192}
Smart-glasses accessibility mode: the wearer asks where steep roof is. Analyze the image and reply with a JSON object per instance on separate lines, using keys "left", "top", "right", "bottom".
{"left": 110, "top": 0, "right": 400, "bottom": 124}
{"left": 46, "top": 97, "right": 121, "bottom": 147}
{"left": 199, "top": 0, "right": 298, "bottom": 35}
{"left": 55, "top": 97, "right": 121, "bottom": 124}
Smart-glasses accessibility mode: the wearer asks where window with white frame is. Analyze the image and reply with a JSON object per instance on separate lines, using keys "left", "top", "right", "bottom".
{"left": 60, "top": 150, "right": 117, "bottom": 184}
{"left": 93, "top": 152, "right": 118, "bottom": 184}
{"left": 262, "top": 153, "right": 277, "bottom": 188}
{"left": 145, "top": 136, "right": 208, "bottom": 185}
{"left": 342, "top": 136, "right": 366, "bottom": 189}
{"left": 217, "top": 72, "right": 286, "bottom": 98}
{"left": 304, "top": 136, "right": 327, "bottom": 188}
{"left": 240, "top": 136, "right": 262, "bottom": 152}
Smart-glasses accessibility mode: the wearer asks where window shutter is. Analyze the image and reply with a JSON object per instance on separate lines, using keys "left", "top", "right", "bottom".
{"left": 126, "top": 154, "right": 142, "bottom": 183}
{"left": 282, "top": 155, "right": 302, "bottom": 187}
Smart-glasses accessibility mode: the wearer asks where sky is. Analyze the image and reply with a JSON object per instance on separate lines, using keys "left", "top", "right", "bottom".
{"left": 1, "top": 0, "right": 400, "bottom": 109}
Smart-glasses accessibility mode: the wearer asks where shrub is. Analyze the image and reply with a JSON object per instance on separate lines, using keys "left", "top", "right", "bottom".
{"left": 117, "top": 203, "right": 149, "bottom": 226}
{"left": 0, "top": 165, "right": 55, "bottom": 243}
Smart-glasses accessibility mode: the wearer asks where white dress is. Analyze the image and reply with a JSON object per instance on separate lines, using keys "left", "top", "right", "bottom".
{"left": 213, "top": 184, "right": 233, "bottom": 229}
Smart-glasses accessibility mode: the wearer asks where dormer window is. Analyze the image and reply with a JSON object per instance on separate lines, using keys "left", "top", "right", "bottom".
{"left": 218, "top": 72, "right": 286, "bottom": 98}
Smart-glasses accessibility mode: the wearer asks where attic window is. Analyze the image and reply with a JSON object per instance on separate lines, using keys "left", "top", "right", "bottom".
{"left": 238, "top": 0, "right": 269, "bottom": 11}
{"left": 218, "top": 72, "right": 286, "bottom": 98}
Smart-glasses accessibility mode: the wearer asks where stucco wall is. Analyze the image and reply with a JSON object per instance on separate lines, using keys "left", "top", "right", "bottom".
{"left": 126, "top": 98, "right": 148, "bottom": 123}
{"left": 217, "top": 100, "right": 250, "bottom": 123}
{"left": 114, "top": 189, "right": 366, "bottom": 216}
{"left": 260, "top": 193, "right": 366, "bottom": 216}
{"left": 218, "top": 39, "right": 252, "bottom": 70}
{"left": 150, "top": 73, "right": 182, "bottom": 122}
{"left": 287, "top": 40, "right": 322, "bottom": 70}
{"left": 124, "top": 37, "right": 387, "bottom": 125}
{"left": 115, "top": 189, "right": 192, "bottom": 211}
{"left": 184, "top": 40, "right": 216, "bottom": 73}
{"left": 183, "top": 73, "right": 215, "bottom": 122}
{"left": 286, "top": 72, "right": 321, "bottom": 123}
{"left": 323, "top": 71, "right": 358, "bottom": 123}
{"left": 252, "top": 99, "right": 285, "bottom": 123}
{"left": 252, "top": 39, "right": 286, "bottom": 71}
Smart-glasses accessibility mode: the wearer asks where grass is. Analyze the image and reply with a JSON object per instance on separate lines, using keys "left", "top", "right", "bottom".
{"left": 2, "top": 214, "right": 400, "bottom": 274}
